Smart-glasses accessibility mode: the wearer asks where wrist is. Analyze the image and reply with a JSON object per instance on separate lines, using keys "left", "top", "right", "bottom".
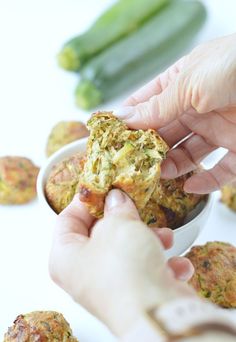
{"left": 105, "top": 279, "right": 194, "bottom": 337}
{"left": 121, "top": 297, "right": 236, "bottom": 341}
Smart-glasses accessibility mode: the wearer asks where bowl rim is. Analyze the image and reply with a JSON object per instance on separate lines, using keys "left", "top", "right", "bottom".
{"left": 37, "top": 138, "right": 214, "bottom": 230}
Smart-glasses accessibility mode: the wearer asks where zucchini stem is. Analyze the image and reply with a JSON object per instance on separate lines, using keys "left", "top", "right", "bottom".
{"left": 75, "top": 80, "right": 102, "bottom": 110}
{"left": 58, "top": 46, "right": 81, "bottom": 71}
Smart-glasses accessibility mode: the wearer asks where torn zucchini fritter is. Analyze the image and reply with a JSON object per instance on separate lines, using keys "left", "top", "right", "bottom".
{"left": 221, "top": 182, "right": 236, "bottom": 212}
{"left": 78, "top": 112, "right": 169, "bottom": 217}
{"left": 4, "top": 311, "right": 78, "bottom": 341}
{"left": 45, "top": 153, "right": 204, "bottom": 228}
{"left": 44, "top": 113, "right": 204, "bottom": 227}
{"left": 0, "top": 156, "right": 39, "bottom": 205}
{"left": 45, "top": 153, "right": 85, "bottom": 213}
{"left": 186, "top": 242, "right": 236, "bottom": 308}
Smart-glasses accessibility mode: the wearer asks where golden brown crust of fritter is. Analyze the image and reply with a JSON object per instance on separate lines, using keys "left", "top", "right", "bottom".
{"left": 139, "top": 199, "right": 168, "bottom": 228}
{"left": 79, "top": 185, "right": 105, "bottom": 217}
{"left": 4, "top": 311, "right": 78, "bottom": 341}
{"left": 78, "top": 111, "right": 169, "bottom": 218}
{"left": 140, "top": 171, "right": 205, "bottom": 229}
{"left": 221, "top": 182, "right": 236, "bottom": 212}
{"left": 153, "top": 171, "right": 205, "bottom": 228}
{"left": 45, "top": 153, "right": 85, "bottom": 213}
{"left": 186, "top": 242, "right": 236, "bottom": 308}
{"left": 46, "top": 121, "right": 89, "bottom": 157}
{"left": 0, "top": 156, "right": 39, "bottom": 205}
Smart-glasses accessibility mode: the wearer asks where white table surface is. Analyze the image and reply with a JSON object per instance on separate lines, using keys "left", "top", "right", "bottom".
{"left": 0, "top": 0, "right": 236, "bottom": 340}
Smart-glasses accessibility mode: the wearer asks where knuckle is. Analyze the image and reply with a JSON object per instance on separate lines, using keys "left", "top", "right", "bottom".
{"left": 126, "top": 94, "right": 140, "bottom": 106}
{"left": 190, "top": 80, "right": 209, "bottom": 113}
{"left": 192, "top": 99, "right": 210, "bottom": 114}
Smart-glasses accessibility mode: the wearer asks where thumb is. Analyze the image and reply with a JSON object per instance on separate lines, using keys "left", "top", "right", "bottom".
{"left": 104, "top": 189, "right": 140, "bottom": 221}
{"left": 115, "top": 76, "right": 189, "bottom": 130}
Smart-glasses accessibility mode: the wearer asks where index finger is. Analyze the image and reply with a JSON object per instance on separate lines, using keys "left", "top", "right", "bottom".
{"left": 124, "top": 56, "right": 186, "bottom": 106}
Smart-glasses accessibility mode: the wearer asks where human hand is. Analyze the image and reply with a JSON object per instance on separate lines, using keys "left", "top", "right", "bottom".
{"left": 115, "top": 33, "right": 236, "bottom": 194}
{"left": 49, "top": 190, "right": 194, "bottom": 336}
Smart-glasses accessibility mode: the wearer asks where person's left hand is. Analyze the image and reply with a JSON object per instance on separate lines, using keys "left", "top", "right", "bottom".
{"left": 49, "top": 190, "right": 194, "bottom": 336}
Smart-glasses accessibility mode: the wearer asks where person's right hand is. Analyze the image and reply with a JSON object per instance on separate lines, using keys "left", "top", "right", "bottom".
{"left": 115, "top": 33, "right": 236, "bottom": 194}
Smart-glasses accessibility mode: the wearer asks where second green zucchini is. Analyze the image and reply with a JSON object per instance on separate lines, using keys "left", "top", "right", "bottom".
{"left": 58, "top": 0, "right": 169, "bottom": 71}
{"left": 75, "top": 0, "right": 207, "bottom": 110}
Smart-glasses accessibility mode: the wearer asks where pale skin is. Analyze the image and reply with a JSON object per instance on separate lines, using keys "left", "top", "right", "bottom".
{"left": 49, "top": 190, "right": 194, "bottom": 336}
{"left": 50, "top": 34, "right": 236, "bottom": 339}
{"left": 116, "top": 33, "right": 236, "bottom": 194}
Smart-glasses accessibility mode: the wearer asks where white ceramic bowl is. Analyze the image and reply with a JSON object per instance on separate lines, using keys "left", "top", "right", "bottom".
{"left": 37, "top": 138, "right": 214, "bottom": 257}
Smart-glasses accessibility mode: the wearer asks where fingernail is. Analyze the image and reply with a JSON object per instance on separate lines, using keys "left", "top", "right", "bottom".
{"left": 178, "top": 258, "right": 194, "bottom": 281}
{"left": 161, "top": 160, "right": 177, "bottom": 178}
{"left": 178, "top": 272, "right": 190, "bottom": 281}
{"left": 178, "top": 267, "right": 194, "bottom": 281}
{"left": 106, "top": 189, "right": 126, "bottom": 210}
{"left": 183, "top": 184, "right": 193, "bottom": 194}
{"left": 113, "top": 106, "right": 134, "bottom": 119}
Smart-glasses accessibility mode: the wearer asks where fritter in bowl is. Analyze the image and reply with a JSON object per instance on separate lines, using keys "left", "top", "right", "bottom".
{"left": 186, "top": 241, "right": 236, "bottom": 308}
{"left": 150, "top": 171, "right": 205, "bottom": 228}
{"left": 46, "top": 121, "right": 89, "bottom": 157}
{"left": 0, "top": 156, "right": 39, "bottom": 204}
{"left": 139, "top": 198, "right": 168, "bottom": 228}
{"left": 221, "top": 182, "right": 236, "bottom": 212}
{"left": 45, "top": 153, "right": 85, "bottom": 213}
{"left": 4, "top": 311, "right": 78, "bottom": 341}
{"left": 78, "top": 112, "right": 169, "bottom": 218}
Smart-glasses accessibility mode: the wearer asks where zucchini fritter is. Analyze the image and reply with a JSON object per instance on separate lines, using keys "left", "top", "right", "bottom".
{"left": 78, "top": 112, "right": 169, "bottom": 217}
{"left": 221, "top": 182, "right": 236, "bottom": 212}
{"left": 45, "top": 153, "right": 85, "bottom": 213}
{"left": 46, "top": 121, "right": 89, "bottom": 157}
{"left": 145, "top": 171, "right": 205, "bottom": 228}
{"left": 186, "top": 242, "right": 236, "bottom": 308}
{"left": 139, "top": 198, "right": 168, "bottom": 227}
{"left": 4, "top": 311, "right": 78, "bottom": 341}
{"left": 0, "top": 156, "right": 39, "bottom": 204}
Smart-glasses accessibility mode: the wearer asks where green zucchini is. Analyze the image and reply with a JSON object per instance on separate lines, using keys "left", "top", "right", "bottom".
{"left": 75, "top": 0, "right": 207, "bottom": 110}
{"left": 58, "top": 0, "right": 170, "bottom": 71}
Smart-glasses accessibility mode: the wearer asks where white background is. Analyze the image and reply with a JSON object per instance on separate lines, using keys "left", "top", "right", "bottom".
{"left": 0, "top": 0, "right": 236, "bottom": 340}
